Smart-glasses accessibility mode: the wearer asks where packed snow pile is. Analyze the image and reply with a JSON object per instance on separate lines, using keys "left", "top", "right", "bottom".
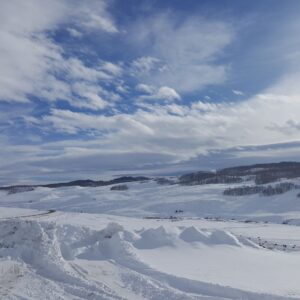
{"left": 1, "top": 174, "right": 300, "bottom": 299}
{"left": 179, "top": 226, "right": 244, "bottom": 246}
{"left": 1, "top": 216, "right": 300, "bottom": 299}
{"left": 0, "top": 218, "right": 277, "bottom": 282}
{"left": 0, "top": 220, "right": 254, "bottom": 264}
{"left": 134, "top": 226, "right": 178, "bottom": 249}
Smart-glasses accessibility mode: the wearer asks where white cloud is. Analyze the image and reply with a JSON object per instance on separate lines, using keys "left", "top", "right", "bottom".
{"left": 129, "top": 15, "right": 234, "bottom": 93}
{"left": 70, "top": 81, "right": 121, "bottom": 111}
{"left": 139, "top": 86, "right": 181, "bottom": 102}
{"left": 232, "top": 89, "right": 244, "bottom": 96}
{"left": 156, "top": 87, "right": 181, "bottom": 101}
{"left": 72, "top": 93, "right": 109, "bottom": 111}
{"left": 64, "top": 58, "right": 112, "bottom": 82}
{"left": 74, "top": 1, "right": 118, "bottom": 33}
{"left": 43, "top": 109, "right": 155, "bottom": 136}
{"left": 0, "top": 30, "right": 60, "bottom": 103}
{"left": 191, "top": 101, "right": 223, "bottom": 112}
{"left": 38, "top": 71, "right": 300, "bottom": 164}
{"left": 101, "top": 62, "right": 123, "bottom": 76}
{"left": 0, "top": 0, "right": 118, "bottom": 104}
{"left": 67, "top": 28, "right": 83, "bottom": 38}
{"left": 83, "top": 14, "right": 117, "bottom": 33}
{"left": 3, "top": 71, "right": 300, "bottom": 183}
{"left": 135, "top": 83, "right": 154, "bottom": 94}
{"left": 131, "top": 56, "right": 162, "bottom": 74}
{"left": 3, "top": 2, "right": 300, "bottom": 183}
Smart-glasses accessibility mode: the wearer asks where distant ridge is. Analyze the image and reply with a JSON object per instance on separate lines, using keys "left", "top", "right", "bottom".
{"left": 2, "top": 161, "right": 300, "bottom": 194}
{"left": 0, "top": 176, "right": 150, "bottom": 194}
{"left": 179, "top": 161, "right": 300, "bottom": 185}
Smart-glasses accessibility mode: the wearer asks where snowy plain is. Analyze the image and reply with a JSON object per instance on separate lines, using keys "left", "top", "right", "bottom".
{"left": 1, "top": 179, "right": 300, "bottom": 299}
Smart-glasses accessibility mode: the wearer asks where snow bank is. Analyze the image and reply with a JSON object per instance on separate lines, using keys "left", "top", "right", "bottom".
{"left": 0, "top": 218, "right": 297, "bottom": 299}
{"left": 179, "top": 226, "right": 251, "bottom": 247}
{"left": 209, "top": 230, "right": 242, "bottom": 246}
{"left": 179, "top": 226, "right": 209, "bottom": 243}
{"left": 0, "top": 220, "right": 251, "bottom": 271}
{"left": 134, "top": 226, "right": 178, "bottom": 249}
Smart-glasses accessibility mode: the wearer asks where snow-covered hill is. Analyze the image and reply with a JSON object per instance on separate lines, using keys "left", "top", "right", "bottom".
{"left": 1, "top": 178, "right": 300, "bottom": 224}
{"left": 1, "top": 174, "right": 300, "bottom": 299}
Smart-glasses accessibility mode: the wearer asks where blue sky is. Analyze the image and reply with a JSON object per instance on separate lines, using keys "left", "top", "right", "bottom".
{"left": 1, "top": 0, "right": 300, "bottom": 184}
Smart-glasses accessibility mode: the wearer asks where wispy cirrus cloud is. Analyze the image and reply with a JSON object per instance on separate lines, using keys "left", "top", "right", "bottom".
{"left": 128, "top": 14, "right": 234, "bottom": 93}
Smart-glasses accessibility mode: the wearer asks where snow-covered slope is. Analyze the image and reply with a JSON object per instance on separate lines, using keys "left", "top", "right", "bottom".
{"left": 1, "top": 179, "right": 300, "bottom": 299}
{"left": 1, "top": 216, "right": 300, "bottom": 299}
{"left": 1, "top": 179, "right": 300, "bottom": 223}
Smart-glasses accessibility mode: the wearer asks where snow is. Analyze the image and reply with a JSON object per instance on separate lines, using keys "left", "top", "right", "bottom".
{"left": 1, "top": 179, "right": 300, "bottom": 299}
{"left": 2, "top": 180, "right": 300, "bottom": 222}
{"left": 179, "top": 226, "right": 210, "bottom": 243}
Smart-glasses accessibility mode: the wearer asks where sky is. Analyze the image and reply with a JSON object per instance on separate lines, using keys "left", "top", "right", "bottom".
{"left": 1, "top": 0, "right": 300, "bottom": 184}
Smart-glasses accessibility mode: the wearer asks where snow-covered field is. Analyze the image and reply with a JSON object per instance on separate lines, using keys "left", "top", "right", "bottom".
{"left": 1, "top": 179, "right": 300, "bottom": 299}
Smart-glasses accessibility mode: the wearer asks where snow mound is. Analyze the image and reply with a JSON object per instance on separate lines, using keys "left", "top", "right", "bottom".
{"left": 134, "top": 226, "right": 177, "bottom": 249}
{"left": 179, "top": 226, "right": 209, "bottom": 243}
{"left": 0, "top": 220, "right": 146, "bottom": 294}
{"left": 0, "top": 218, "right": 293, "bottom": 299}
{"left": 237, "top": 235, "right": 261, "bottom": 249}
{"left": 209, "top": 229, "right": 242, "bottom": 246}
{"left": 99, "top": 222, "right": 124, "bottom": 238}
{"left": 0, "top": 220, "right": 134, "bottom": 267}
{"left": 77, "top": 225, "right": 139, "bottom": 264}
{"left": 179, "top": 226, "right": 246, "bottom": 247}
{"left": 0, "top": 220, "right": 77, "bottom": 283}
{"left": 0, "top": 220, "right": 60, "bottom": 261}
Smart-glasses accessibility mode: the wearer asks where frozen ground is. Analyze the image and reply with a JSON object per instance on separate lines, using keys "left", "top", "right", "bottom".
{"left": 1, "top": 179, "right": 300, "bottom": 299}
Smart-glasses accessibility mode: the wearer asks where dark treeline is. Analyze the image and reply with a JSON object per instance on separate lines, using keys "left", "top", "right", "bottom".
{"left": 179, "top": 162, "right": 300, "bottom": 185}
{"left": 223, "top": 182, "right": 300, "bottom": 197}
